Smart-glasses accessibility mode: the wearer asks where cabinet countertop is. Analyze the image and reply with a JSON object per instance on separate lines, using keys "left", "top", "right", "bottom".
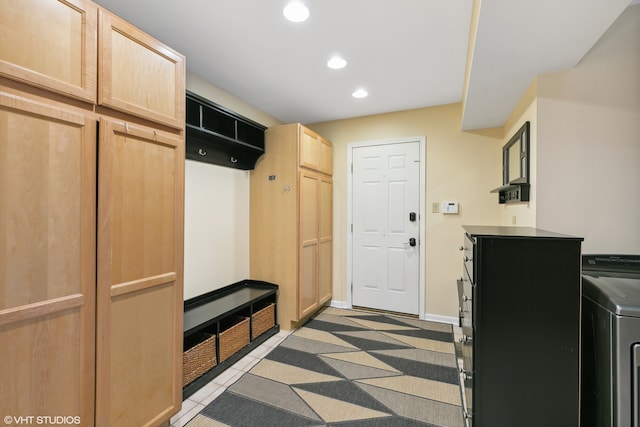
{"left": 463, "top": 225, "right": 583, "bottom": 240}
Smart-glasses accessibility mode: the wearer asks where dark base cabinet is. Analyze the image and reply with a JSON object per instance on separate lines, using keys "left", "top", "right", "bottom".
{"left": 182, "top": 280, "right": 279, "bottom": 399}
{"left": 458, "top": 226, "right": 583, "bottom": 427}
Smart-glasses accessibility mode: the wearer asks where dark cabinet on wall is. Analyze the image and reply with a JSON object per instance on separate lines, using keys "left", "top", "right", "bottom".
{"left": 185, "top": 91, "right": 266, "bottom": 170}
{"left": 458, "top": 226, "right": 583, "bottom": 427}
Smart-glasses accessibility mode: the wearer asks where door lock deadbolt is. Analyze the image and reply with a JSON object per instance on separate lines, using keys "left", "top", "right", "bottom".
{"left": 409, "top": 212, "right": 417, "bottom": 222}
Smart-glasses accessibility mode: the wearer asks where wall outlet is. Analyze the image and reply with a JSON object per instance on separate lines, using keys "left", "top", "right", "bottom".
{"left": 512, "top": 215, "right": 517, "bottom": 224}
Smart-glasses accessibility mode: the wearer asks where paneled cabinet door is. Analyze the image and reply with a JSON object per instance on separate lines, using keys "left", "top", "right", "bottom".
{"left": 298, "top": 171, "right": 319, "bottom": 319}
{"left": 318, "top": 176, "right": 333, "bottom": 305}
{"left": 0, "top": 0, "right": 98, "bottom": 102}
{"left": 0, "top": 92, "right": 96, "bottom": 423}
{"left": 299, "top": 126, "right": 318, "bottom": 171}
{"left": 98, "top": 9, "right": 185, "bottom": 129}
{"left": 299, "top": 126, "right": 332, "bottom": 175}
{"left": 96, "top": 119, "right": 184, "bottom": 427}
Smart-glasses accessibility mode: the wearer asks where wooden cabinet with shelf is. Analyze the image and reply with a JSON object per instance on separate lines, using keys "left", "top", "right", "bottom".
{"left": 250, "top": 123, "right": 333, "bottom": 330}
{"left": 0, "top": 1, "right": 185, "bottom": 425}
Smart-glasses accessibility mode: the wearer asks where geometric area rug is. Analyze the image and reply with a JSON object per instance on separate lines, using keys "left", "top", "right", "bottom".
{"left": 186, "top": 307, "right": 464, "bottom": 427}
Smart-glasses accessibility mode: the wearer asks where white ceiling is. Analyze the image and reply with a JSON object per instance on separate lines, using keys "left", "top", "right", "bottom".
{"left": 93, "top": 0, "right": 635, "bottom": 130}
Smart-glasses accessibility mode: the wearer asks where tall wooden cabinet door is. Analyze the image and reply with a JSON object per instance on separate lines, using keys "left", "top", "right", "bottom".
{"left": 298, "top": 171, "right": 319, "bottom": 319}
{"left": 97, "top": 119, "right": 184, "bottom": 427}
{"left": 0, "top": 0, "right": 98, "bottom": 103}
{"left": 98, "top": 9, "right": 185, "bottom": 129}
{"left": 0, "top": 92, "right": 96, "bottom": 423}
{"left": 318, "top": 176, "right": 333, "bottom": 305}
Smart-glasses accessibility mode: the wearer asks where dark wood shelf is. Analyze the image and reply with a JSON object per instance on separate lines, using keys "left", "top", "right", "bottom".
{"left": 182, "top": 280, "right": 279, "bottom": 399}
{"left": 185, "top": 91, "right": 266, "bottom": 170}
{"left": 490, "top": 182, "right": 530, "bottom": 204}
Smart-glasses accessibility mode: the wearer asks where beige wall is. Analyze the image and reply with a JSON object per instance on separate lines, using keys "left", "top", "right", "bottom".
{"left": 183, "top": 72, "right": 282, "bottom": 300}
{"left": 309, "top": 103, "right": 502, "bottom": 320}
{"left": 536, "top": 5, "right": 640, "bottom": 253}
{"left": 181, "top": 4, "right": 640, "bottom": 308}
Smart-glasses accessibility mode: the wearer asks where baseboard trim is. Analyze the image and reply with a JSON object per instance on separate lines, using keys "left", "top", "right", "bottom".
{"left": 424, "top": 313, "right": 458, "bottom": 326}
{"left": 330, "top": 301, "right": 458, "bottom": 326}
{"left": 329, "top": 300, "right": 350, "bottom": 309}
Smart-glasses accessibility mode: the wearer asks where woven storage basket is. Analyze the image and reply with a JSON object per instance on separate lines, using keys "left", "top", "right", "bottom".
{"left": 182, "top": 334, "right": 216, "bottom": 387}
{"left": 219, "top": 316, "right": 250, "bottom": 363}
{"left": 251, "top": 303, "right": 275, "bottom": 340}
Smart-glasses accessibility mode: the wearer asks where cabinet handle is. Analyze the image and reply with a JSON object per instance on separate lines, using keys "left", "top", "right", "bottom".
{"left": 459, "top": 245, "right": 465, "bottom": 251}
{"left": 463, "top": 255, "right": 472, "bottom": 262}
{"left": 464, "top": 411, "right": 473, "bottom": 420}
{"left": 230, "top": 156, "right": 238, "bottom": 163}
{"left": 463, "top": 294, "right": 472, "bottom": 302}
{"left": 459, "top": 306, "right": 468, "bottom": 314}
{"left": 459, "top": 335, "right": 472, "bottom": 343}
{"left": 463, "top": 371, "right": 473, "bottom": 381}
{"left": 198, "top": 148, "right": 207, "bottom": 156}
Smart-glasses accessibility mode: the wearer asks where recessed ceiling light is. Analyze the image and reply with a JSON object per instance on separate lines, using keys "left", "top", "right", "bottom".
{"left": 283, "top": 2, "right": 309, "bottom": 22}
{"left": 352, "top": 89, "right": 368, "bottom": 99}
{"left": 327, "top": 56, "right": 347, "bottom": 70}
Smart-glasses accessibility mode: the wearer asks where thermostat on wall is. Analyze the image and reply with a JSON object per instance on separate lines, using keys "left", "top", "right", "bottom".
{"left": 441, "top": 201, "right": 459, "bottom": 214}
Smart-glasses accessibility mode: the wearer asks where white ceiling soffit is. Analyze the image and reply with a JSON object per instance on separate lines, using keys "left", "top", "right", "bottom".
{"left": 93, "top": 0, "right": 634, "bottom": 129}
{"left": 461, "top": 0, "right": 633, "bottom": 131}
{"left": 92, "top": 0, "right": 472, "bottom": 125}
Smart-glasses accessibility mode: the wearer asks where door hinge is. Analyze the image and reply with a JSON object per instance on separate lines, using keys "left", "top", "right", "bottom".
{"left": 351, "top": 163, "right": 353, "bottom": 174}
{"left": 351, "top": 223, "right": 353, "bottom": 233}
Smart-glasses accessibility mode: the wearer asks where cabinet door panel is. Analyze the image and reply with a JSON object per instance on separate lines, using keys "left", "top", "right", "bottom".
{"left": 0, "top": 91, "right": 95, "bottom": 422}
{"left": 318, "top": 138, "right": 333, "bottom": 175}
{"left": 98, "top": 9, "right": 185, "bottom": 129}
{"left": 97, "top": 119, "right": 184, "bottom": 426}
{"left": 0, "top": 0, "right": 98, "bottom": 102}
{"left": 299, "top": 172, "right": 318, "bottom": 319}
{"left": 318, "top": 177, "right": 332, "bottom": 304}
{"left": 299, "top": 126, "right": 319, "bottom": 171}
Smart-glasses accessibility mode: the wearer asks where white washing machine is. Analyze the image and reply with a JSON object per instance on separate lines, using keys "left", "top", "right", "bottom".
{"left": 582, "top": 254, "right": 640, "bottom": 427}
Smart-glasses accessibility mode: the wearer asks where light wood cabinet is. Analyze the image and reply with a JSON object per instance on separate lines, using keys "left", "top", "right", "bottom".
{"left": 0, "top": 1, "right": 184, "bottom": 426}
{"left": 96, "top": 120, "right": 184, "bottom": 426}
{"left": 0, "top": 91, "right": 97, "bottom": 425}
{"left": 98, "top": 9, "right": 185, "bottom": 129}
{"left": 250, "top": 123, "right": 332, "bottom": 330}
{"left": 0, "top": 0, "right": 98, "bottom": 103}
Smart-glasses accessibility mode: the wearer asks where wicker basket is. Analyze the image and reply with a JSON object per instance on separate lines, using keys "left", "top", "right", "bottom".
{"left": 219, "top": 316, "right": 250, "bottom": 363}
{"left": 182, "top": 333, "right": 216, "bottom": 386}
{"left": 251, "top": 303, "right": 275, "bottom": 340}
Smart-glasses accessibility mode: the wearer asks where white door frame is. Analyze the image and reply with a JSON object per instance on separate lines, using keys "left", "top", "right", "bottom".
{"left": 346, "top": 136, "right": 426, "bottom": 319}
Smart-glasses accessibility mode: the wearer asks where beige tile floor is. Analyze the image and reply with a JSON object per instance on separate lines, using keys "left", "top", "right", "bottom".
{"left": 170, "top": 330, "right": 292, "bottom": 427}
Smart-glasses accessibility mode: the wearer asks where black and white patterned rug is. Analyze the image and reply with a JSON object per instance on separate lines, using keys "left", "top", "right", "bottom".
{"left": 186, "top": 307, "right": 464, "bottom": 427}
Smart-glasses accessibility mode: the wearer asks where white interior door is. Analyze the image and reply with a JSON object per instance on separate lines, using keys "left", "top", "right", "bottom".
{"left": 352, "top": 141, "right": 420, "bottom": 315}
